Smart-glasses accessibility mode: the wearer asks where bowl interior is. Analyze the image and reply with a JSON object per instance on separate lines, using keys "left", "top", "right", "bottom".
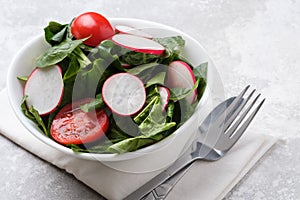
{"left": 7, "top": 18, "right": 212, "bottom": 164}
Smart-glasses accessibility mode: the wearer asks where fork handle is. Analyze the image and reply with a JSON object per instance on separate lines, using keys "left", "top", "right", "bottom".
{"left": 123, "top": 151, "right": 196, "bottom": 200}
{"left": 141, "top": 163, "right": 193, "bottom": 200}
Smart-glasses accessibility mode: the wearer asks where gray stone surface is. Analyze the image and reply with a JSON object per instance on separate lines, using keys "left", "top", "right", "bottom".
{"left": 0, "top": 0, "right": 299, "bottom": 199}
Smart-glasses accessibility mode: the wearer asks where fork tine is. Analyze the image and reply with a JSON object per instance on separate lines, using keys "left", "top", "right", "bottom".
{"left": 227, "top": 93, "right": 264, "bottom": 138}
{"left": 215, "top": 85, "right": 250, "bottom": 126}
{"left": 223, "top": 89, "right": 256, "bottom": 131}
{"left": 229, "top": 99, "right": 265, "bottom": 144}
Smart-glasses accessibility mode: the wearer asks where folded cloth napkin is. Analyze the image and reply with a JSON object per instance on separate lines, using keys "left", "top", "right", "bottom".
{"left": 0, "top": 88, "right": 277, "bottom": 200}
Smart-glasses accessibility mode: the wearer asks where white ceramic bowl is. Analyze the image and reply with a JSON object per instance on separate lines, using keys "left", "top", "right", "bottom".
{"left": 7, "top": 18, "right": 214, "bottom": 173}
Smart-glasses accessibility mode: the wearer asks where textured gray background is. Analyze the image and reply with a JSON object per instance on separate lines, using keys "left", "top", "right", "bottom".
{"left": 0, "top": 0, "right": 299, "bottom": 199}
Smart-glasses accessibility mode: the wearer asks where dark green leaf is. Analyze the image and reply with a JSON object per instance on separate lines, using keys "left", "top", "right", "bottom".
{"left": 169, "top": 78, "right": 200, "bottom": 101}
{"left": 134, "top": 96, "right": 159, "bottom": 125}
{"left": 71, "top": 47, "right": 92, "bottom": 69}
{"left": 127, "top": 63, "right": 168, "bottom": 84}
{"left": 89, "top": 44, "right": 123, "bottom": 71}
{"left": 28, "top": 106, "right": 49, "bottom": 136}
{"left": 47, "top": 110, "right": 58, "bottom": 136}
{"left": 106, "top": 120, "right": 175, "bottom": 153}
{"left": 145, "top": 72, "right": 166, "bottom": 88}
{"left": 176, "top": 99, "right": 198, "bottom": 126}
{"left": 20, "top": 95, "right": 49, "bottom": 136}
{"left": 138, "top": 96, "right": 175, "bottom": 137}
{"left": 99, "top": 40, "right": 121, "bottom": 54}
{"left": 80, "top": 94, "right": 105, "bottom": 112}
{"left": 60, "top": 80, "right": 74, "bottom": 106}
{"left": 153, "top": 36, "right": 185, "bottom": 52}
{"left": 120, "top": 51, "right": 160, "bottom": 66}
{"left": 127, "top": 62, "right": 159, "bottom": 75}
{"left": 193, "top": 62, "right": 208, "bottom": 100}
{"left": 44, "top": 21, "right": 68, "bottom": 45}
{"left": 110, "top": 114, "right": 140, "bottom": 137}
{"left": 72, "top": 57, "right": 108, "bottom": 98}
{"left": 105, "top": 135, "right": 156, "bottom": 153}
{"left": 106, "top": 116, "right": 133, "bottom": 142}
{"left": 34, "top": 38, "right": 85, "bottom": 68}
{"left": 145, "top": 85, "right": 160, "bottom": 104}
{"left": 153, "top": 36, "right": 185, "bottom": 64}
{"left": 197, "top": 78, "right": 206, "bottom": 101}
{"left": 50, "top": 26, "right": 68, "bottom": 43}
{"left": 20, "top": 95, "right": 35, "bottom": 121}
{"left": 193, "top": 62, "right": 208, "bottom": 80}
{"left": 63, "top": 56, "right": 80, "bottom": 81}
{"left": 165, "top": 101, "right": 175, "bottom": 123}
{"left": 139, "top": 119, "right": 176, "bottom": 137}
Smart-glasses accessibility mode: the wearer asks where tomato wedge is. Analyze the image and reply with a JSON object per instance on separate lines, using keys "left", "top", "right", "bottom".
{"left": 50, "top": 98, "right": 109, "bottom": 145}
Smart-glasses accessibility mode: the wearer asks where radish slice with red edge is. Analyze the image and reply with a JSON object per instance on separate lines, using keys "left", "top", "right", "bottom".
{"left": 112, "top": 34, "right": 165, "bottom": 55}
{"left": 158, "top": 86, "right": 170, "bottom": 110}
{"left": 166, "top": 61, "right": 197, "bottom": 104}
{"left": 121, "top": 62, "right": 132, "bottom": 69}
{"left": 24, "top": 65, "right": 64, "bottom": 115}
{"left": 102, "top": 73, "right": 146, "bottom": 116}
{"left": 115, "top": 25, "right": 153, "bottom": 38}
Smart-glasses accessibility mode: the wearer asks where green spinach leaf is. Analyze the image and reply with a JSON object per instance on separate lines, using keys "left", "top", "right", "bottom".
{"left": 20, "top": 95, "right": 49, "bottom": 136}
{"left": 169, "top": 78, "right": 200, "bottom": 101}
{"left": 138, "top": 97, "right": 176, "bottom": 137}
{"left": 71, "top": 47, "right": 92, "bottom": 69}
{"left": 44, "top": 21, "right": 69, "bottom": 45}
{"left": 153, "top": 36, "right": 185, "bottom": 64}
{"left": 80, "top": 94, "right": 105, "bottom": 112}
{"left": 193, "top": 62, "right": 208, "bottom": 100}
{"left": 193, "top": 62, "right": 208, "bottom": 80}
{"left": 17, "top": 76, "right": 28, "bottom": 82}
{"left": 127, "top": 62, "right": 160, "bottom": 75}
{"left": 63, "top": 56, "right": 80, "bottom": 82}
{"left": 134, "top": 96, "right": 159, "bottom": 125}
{"left": 120, "top": 51, "right": 160, "bottom": 66}
{"left": 35, "top": 38, "right": 85, "bottom": 68}
{"left": 145, "top": 72, "right": 166, "bottom": 88}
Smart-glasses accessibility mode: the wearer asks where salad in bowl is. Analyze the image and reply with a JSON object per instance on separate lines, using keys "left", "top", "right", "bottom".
{"left": 7, "top": 12, "right": 211, "bottom": 171}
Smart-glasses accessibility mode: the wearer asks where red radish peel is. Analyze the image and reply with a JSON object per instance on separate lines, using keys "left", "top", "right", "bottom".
{"left": 121, "top": 62, "right": 132, "bottom": 69}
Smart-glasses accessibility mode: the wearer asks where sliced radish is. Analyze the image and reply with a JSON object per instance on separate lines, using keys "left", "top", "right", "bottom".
{"left": 102, "top": 73, "right": 146, "bottom": 116}
{"left": 165, "top": 61, "right": 197, "bottom": 104}
{"left": 121, "top": 62, "right": 132, "bottom": 69}
{"left": 24, "top": 65, "right": 64, "bottom": 115}
{"left": 115, "top": 25, "right": 153, "bottom": 38}
{"left": 111, "top": 34, "right": 165, "bottom": 55}
{"left": 158, "top": 86, "right": 170, "bottom": 110}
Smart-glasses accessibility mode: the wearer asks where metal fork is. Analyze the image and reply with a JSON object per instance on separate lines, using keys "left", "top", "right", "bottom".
{"left": 124, "top": 85, "right": 265, "bottom": 200}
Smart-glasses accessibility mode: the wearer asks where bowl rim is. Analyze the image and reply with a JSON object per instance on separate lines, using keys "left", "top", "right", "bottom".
{"left": 7, "top": 17, "right": 211, "bottom": 161}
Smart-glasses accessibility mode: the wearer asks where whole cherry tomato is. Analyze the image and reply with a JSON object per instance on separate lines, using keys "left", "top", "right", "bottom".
{"left": 71, "top": 12, "right": 115, "bottom": 47}
{"left": 50, "top": 98, "right": 109, "bottom": 145}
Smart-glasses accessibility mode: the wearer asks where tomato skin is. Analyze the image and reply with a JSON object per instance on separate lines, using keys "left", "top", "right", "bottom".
{"left": 71, "top": 12, "right": 115, "bottom": 47}
{"left": 50, "top": 98, "right": 109, "bottom": 145}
